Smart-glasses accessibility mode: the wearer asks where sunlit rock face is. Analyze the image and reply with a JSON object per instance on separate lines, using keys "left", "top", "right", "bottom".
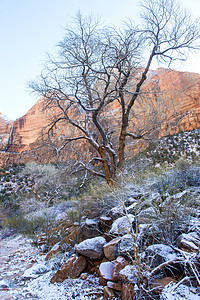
{"left": 0, "top": 68, "right": 200, "bottom": 166}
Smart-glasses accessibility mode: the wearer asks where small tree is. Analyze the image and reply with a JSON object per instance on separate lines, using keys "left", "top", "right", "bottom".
{"left": 30, "top": 0, "right": 200, "bottom": 184}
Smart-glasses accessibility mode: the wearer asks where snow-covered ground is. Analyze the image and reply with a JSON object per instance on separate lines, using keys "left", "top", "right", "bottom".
{"left": 0, "top": 233, "right": 103, "bottom": 300}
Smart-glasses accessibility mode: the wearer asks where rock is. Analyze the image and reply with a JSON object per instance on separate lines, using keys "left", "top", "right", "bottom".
{"left": 75, "top": 236, "right": 106, "bottom": 259}
{"left": 22, "top": 263, "right": 49, "bottom": 279}
{"left": 40, "top": 244, "right": 49, "bottom": 253}
{"left": 172, "top": 190, "right": 190, "bottom": 201}
{"left": 99, "top": 261, "right": 114, "bottom": 280}
{"left": 109, "top": 205, "right": 124, "bottom": 219}
{"left": 80, "top": 273, "right": 88, "bottom": 280}
{"left": 99, "top": 276, "right": 108, "bottom": 286}
{"left": 119, "top": 265, "right": 138, "bottom": 284}
{"left": 142, "top": 244, "right": 178, "bottom": 268}
{"left": 150, "top": 277, "right": 176, "bottom": 294}
{"left": 109, "top": 214, "right": 135, "bottom": 236}
{"left": 45, "top": 243, "right": 61, "bottom": 261}
{"left": 81, "top": 218, "right": 100, "bottom": 239}
{"left": 117, "top": 234, "right": 135, "bottom": 258}
{"left": 107, "top": 281, "right": 122, "bottom": 291}
{"left": 124, "top": 197, "right": 138, "bottom": 207}
{"left": 100, "top": 216, "right": 113, "bottom": 232}
{"left": 137, "top": 207, "right": 157, "bottom": 221}
{"left": 103, "top": 286, "right": 116, "bottom": 299}
{"left": 121, "top": 282, "right": 135, "bottom": 300}
{"left": 50, "top": 254, "right": 87, "bottom": 283}
{"left": 0, "top": 279, "right": 9, "bottom": 290}
{"left": 103, "top": 237, "right": 120, "bottom": 260}
{"left": 1, "top": 69, "right": 200, "bottom": 167}
{"left": 111, "top": 256, "right": 129, "bottom": 282}
{"left": 125, "top": 202, "right": 138, "bottom": 214}
{"left": 176, "top": 232, "right": 200, "bottom": 252}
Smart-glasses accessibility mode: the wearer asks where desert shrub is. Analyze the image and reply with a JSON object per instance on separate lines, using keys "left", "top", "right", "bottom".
{"left": 18, "top": 162, "right": 78, "bottom": 206}
{"left": 152, "top": 159, "right": 200, "bottom": 194}
{"left": 3, "top": 212, "right": 55, "bottom": 242}
{"left": 72, "top": 180, "right": 119, "bottom": 218}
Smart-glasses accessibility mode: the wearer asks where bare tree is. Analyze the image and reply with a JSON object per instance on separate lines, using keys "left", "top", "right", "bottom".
{"left": 30, "top": 0, "right": 200, "bottom": 184}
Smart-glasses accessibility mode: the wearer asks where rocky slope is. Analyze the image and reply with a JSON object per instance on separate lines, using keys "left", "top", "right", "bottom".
{"left": 1, "top": 156, "right": 200, "bottom": 299}
{"left": 0, "top": 68, "right": 200, "bottom": 166}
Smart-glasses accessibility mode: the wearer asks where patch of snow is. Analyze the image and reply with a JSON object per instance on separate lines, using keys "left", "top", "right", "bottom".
{"left": 0, "top": 114, "right": 11, "bottom": 123}
{"left": 22, "top": 263, "right": 50, "bottom": 279}
{"left": 161, "top": 283, "right": 200, "bottom": 300}
{"left": 0, "top": 279, "right": 9, "bottom": 289}
{"left": 22, "top": 273, "right": 103, "bottom": 300}
{"left": 85, "top": 218, "right": 98, "bottom": 226}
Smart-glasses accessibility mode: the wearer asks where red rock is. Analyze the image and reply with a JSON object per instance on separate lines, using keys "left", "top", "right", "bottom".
{"left": 107, "top": 281, "right": 122, "bottom": 291}
{"left": 1, "top": 69, "right": 200, "bottom": 166}
{"left": 176, "top": 232, "right": 200, "bottom": 252}
{"left": 100, "top": 216, "right": 113, "bottom": 232}
{"left": 121, "top": 282, "right": 135, "bottom": 300}
{"left": 50, "top": 254, "right": 87, "bottom": 283}
{"left": 103, "top": 286, "right": 115, "bottom": 299}
{"left": 99, "top": 276, "right": 108, "bottom": 286}
{"left": 111, "top": 256, "right": 129, "bottom": 282}
{"left": 75, "top": 236, "right": 106, "bottom": 259}
{"left": 45, "top": 243, "right": 61, "bottom": 261}
{"left": 150, "top": 277, "right": 176, "bottom": 294}
{"left": 103, "top": 238, "right": 120, "bottom": 261}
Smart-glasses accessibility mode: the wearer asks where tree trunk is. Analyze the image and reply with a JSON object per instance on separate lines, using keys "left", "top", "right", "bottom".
{"left": 99, "top": 145, "right": 114, "bottom": 185}
{"left": 118, "top": 113, "right": 129, "bottom": 170}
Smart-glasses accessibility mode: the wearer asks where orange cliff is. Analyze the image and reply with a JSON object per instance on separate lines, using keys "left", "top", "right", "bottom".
{"left": 0, "top": 68, "right": 200, "bottom": 166}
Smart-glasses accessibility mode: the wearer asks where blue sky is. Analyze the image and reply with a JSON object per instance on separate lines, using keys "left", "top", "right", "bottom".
{"left": 0, "top": 0, "right": 200, "bottom": 120}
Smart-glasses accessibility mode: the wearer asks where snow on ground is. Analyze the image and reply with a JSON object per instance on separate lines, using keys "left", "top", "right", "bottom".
{"left": 0, "top": 233, "right": 103, "bottom": 299}
{"left": 161, "top": 283, "right": 200, "bottom": 300}
{"left": 23, "top": 273, "right": 103, "bottom": 300}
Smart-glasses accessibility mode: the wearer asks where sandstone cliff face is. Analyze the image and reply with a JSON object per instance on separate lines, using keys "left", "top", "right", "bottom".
{"left": 1, "top": 68, "right": 200, "bottom": 166}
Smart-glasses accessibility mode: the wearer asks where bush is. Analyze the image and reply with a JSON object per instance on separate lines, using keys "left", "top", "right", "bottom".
{"left": 152, "top": 159, "right": 200, "bottom": 194}
{"left": 3, "top": 212, "right": 55, "bottom": 243}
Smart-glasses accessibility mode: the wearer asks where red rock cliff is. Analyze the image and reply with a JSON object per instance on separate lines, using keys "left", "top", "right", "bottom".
{"left": 0, "top": 68, "right": 200, "bottom": 165}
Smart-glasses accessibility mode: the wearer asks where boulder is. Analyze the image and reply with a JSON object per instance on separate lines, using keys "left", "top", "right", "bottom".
{"left": 103, "top": 237, "right": 120, "bottom": 260}
{"left": 137, "top": 207, "right": 157, "bottom": 221}
{"left": 75, "top": 236, "right": 106, "bottom": 259}
{"left": 109, "top": 214, "right": 135, "bottom": 236}
{"left": 50, "top": 254, "right": 87, "bottom": 283}
{"left": 0, "top": 279, "right": 9, "bottom": 290}
{"left": 99, "top": 261, "right": 114, "bottom": 280}
{"left": 142, "top": 244, "right": 178, "bottom": 268}
{"left": 176, "top": 232, "right": 200, "bottom": 252}
{"left": 119, "top": 265, "right": 138, "bottom": 284}
{"left": 81, "top": 218, "right": 100, "bottom": 239}
{"left": 111, "top": 256, "right": 129, "bottom": 282}
{"left": 117, "top": 234, "right": 135, "bottom": 258}
{"left": 125, "top": 202, "right": 138, "bottom": 214}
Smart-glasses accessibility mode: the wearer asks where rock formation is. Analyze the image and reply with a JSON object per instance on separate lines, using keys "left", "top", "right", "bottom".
{"left": 0, "top": 68, "right": 200, "bottom": 166}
